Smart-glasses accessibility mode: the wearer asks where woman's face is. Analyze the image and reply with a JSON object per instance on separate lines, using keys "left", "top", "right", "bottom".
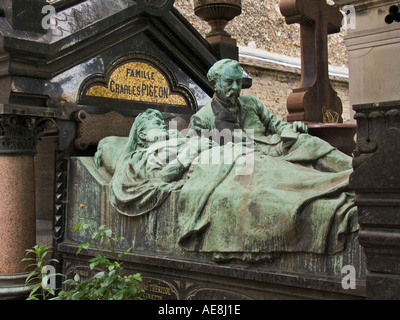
{"left": 141, "top": 117, "right": 169, "bottom": 144}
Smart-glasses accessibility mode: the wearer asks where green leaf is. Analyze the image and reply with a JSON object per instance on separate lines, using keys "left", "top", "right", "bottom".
{"left": 99, "top": 225, "right": 112, "bottom": 238}
{"left": 114, "top": 290, "right": 124, "bottom": 300}
{"left": 76, "top": 242, "right": 91, "bottom": 255}
{"left": 42, "top": 275, "right": 49, "bottom": 287}
{"left": 28, "top": 283, "right": 42, "bottom": 298}
{"left": 21, "top": 257, "right": 35, "bottom": 262}
{"left": 133, "top": 273, "right": 143, "bottom": 281}
{"left": 63, "top": 279, "right": 78, "bottom": 286}
{"left": 25, "top": 270, "right": 38, "bottom": 285}
{"left": 83, "top": 221, "right": 94, "bottom": 229}
{"left": 89, "top": 255, "right": 109, "bottom": 269}
{"left": 47, "top": 287, "right": 55, "bottom": 296}
{"left": 74, "top": 221, "right": 94, "bottom": 232}
{"left": 124, "top": 247, "right": 133, "bottom": 254}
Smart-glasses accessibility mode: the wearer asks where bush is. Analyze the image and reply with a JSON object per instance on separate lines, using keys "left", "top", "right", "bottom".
{"left": 24, "top": 204, "right": 144, "bottom": 300}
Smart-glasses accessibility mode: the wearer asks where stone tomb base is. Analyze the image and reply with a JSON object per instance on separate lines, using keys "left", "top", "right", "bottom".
{"left": 57, "top": 157, "right": 366, "bottom": 300}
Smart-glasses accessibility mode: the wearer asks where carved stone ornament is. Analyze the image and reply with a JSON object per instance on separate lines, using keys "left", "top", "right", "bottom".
{"left": 194, "top": 0, "right": 242, "bottom": 45}
{"left": 351, "top": 101, "right": 400, "bottom": 183}
{"left": 350, "top": 100, "right": 400, "bottom": 299}
{"left": 0, "top": 115, "right": 56, "bottom": 156}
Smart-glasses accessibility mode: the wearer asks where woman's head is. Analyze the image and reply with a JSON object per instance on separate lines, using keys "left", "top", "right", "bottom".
{"left": 127, "top": 109, "right": 168, "bottom": 151}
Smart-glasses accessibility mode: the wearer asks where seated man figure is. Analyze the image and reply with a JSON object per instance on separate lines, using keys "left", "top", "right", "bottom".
{"left": 189, "top": 59, "right": 352, "bottom": 173}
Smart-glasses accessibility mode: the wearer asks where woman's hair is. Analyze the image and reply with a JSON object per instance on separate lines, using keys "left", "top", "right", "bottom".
{"left": 207, "top": 59, "right": 243, "bottom": 84}
{"left": 126, "top": 108, "right": 165, "bottom": 152}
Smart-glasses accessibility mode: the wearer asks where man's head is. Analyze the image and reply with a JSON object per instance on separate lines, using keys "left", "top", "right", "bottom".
{"left": 207, "top": 59, "right": 244, "bottom": 105}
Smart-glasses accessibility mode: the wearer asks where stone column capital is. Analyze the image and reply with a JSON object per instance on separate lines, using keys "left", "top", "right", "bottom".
{"left": 0, "top": 114, "right": 56, "bottom": 156}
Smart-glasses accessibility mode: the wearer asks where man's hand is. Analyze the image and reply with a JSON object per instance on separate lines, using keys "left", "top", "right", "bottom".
{"left": 291, "top": 121, "right": 308, "bottom": 134}
{"left": 280, "top": 121, "right": 307, "bottom": 144}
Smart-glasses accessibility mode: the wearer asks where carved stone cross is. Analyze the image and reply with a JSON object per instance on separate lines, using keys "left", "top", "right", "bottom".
{"left": 280, "top": 0, "right": 344, "bottom": 123}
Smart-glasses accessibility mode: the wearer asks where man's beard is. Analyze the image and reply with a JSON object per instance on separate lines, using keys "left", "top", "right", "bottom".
{"left": 225, "top": 90, "right": 239, "bottom": 104}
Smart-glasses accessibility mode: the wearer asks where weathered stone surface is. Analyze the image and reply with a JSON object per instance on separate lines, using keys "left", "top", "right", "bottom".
{"left": 0, "top": 156, "right": 35, "bottom": 274}
{"left": 350, "top": 100, "right": 400, "bottom": 300}
{"left": 60, "top": 240, "right": 365, "bottom": 300}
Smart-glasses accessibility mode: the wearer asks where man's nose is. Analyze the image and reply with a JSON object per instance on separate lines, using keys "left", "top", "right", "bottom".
{"left": 232, "top": 81, "right": 240, "bottom": 90}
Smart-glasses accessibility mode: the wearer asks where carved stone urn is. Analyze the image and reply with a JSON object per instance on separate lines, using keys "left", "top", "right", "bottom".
{"left": 193, "top": 0, "right": 242, "bottom": 45}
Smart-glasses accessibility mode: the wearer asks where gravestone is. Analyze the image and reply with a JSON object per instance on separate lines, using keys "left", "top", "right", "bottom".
{"left": 279, "top": 0, "right": 357, "bottom": 156}
{"left": 0, "top": 0, "right": 367, "bottom": 300}
{"left": 279, "top": 0, "right": 343, "bottom": 122}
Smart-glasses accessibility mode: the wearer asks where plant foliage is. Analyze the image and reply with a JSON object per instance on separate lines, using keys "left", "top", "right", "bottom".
{"left": 23, "top": 204, "right": 144, "bottom": 300}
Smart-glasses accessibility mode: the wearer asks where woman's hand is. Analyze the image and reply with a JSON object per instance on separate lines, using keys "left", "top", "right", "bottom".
{"left": 159, "top": 160, "right": 184, "bottom": 183}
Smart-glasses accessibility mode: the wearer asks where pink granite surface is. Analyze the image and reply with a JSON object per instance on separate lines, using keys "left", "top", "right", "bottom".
{"left": 0, "top": 156, "right": 36, "bottom": 274}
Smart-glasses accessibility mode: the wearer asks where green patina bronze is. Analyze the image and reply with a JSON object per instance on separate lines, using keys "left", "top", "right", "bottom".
{"left": 94, "top": 59, "right": 358, "bottom": 262}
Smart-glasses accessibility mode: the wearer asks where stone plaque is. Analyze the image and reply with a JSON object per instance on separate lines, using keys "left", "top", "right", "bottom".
{"left": 138, "top": 277, "right": 179, "bottom": 300}
{"left": 74, "top": 110, "right": 135, "bottom": 150}
{"left": 81, "top": 54, "right": 194, "bottom": 110}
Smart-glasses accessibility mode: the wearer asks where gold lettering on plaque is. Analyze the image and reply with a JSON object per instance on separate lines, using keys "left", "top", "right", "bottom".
{"left": 137, "top": 280, "right": 174, "bottom": 300}
{"left": 85, "top": 61, "right": 187, "bottom": 106}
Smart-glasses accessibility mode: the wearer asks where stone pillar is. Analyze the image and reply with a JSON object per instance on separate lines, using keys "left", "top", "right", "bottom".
{"left": 279, "top": 0, "right": 357, "bottom": 156}
{"left": 0, "top": 115, "right": 54, "bottom": 299}
{"left": 334, "top": 0, "right": 400, "bottom": 299}
{"left": 193, "top": 0, "right": 242, "bottom": 60}
{"left": 350, "top": 101, "right": 400, "bottom": 300}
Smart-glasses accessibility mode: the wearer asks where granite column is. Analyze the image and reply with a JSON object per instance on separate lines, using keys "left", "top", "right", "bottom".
{"left": 0, "top": 115, "right": 53, "bottom": 299}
